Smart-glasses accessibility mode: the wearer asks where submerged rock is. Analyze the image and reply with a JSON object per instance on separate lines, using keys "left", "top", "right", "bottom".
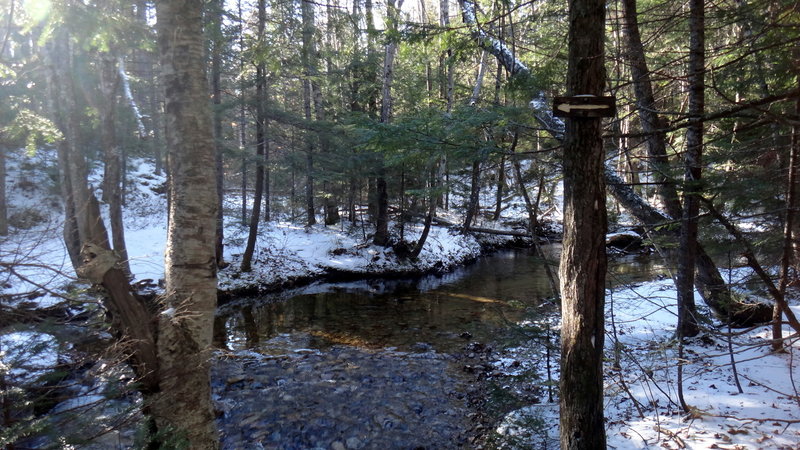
{"left": 213, "top": 338, "right": 476, "bottom": 449}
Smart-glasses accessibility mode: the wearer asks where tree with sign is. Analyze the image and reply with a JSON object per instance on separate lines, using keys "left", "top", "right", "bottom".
{"left": 558, "top": 0, "right": 608, "bottom": 447}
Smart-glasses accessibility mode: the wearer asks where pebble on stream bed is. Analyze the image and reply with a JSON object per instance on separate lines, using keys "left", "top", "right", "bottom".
{"left": 212, "top": 337, "right": 477, "bottom": 449}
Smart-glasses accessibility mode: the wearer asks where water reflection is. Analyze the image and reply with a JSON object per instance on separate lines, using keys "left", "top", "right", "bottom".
{"left": 216, "top": 246, "right": 665, "bottom": 354}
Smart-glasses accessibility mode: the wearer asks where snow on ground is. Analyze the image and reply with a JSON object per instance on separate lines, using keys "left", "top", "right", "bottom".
{"left": 4, "top": 151, "right": 800, "bottom": 448}
{"left": 218, "top": 220, "right": 489, "bottom": 293}
{"left": 494, "top": 274, "right": 800, "bottom": 449}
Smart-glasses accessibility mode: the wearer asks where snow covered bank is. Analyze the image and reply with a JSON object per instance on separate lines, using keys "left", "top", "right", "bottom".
{"left": 1, "top": 153, "right": 526, "bottom": 308}
{"left": 217, "top": 220, "right": 519, "bottom": 299}
{"left": 491, "top": 274, "right": 800, "bottom": 449}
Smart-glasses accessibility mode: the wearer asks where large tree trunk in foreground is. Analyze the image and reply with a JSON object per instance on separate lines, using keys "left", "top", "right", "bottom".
{"left": 559, "top": 0, "right": 607, "bottom": 447}
{"left": 154, "top": 0, "right": 220, "bottom": 446}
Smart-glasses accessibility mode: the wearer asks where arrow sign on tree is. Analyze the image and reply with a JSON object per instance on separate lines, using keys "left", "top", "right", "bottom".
{"left": 553, "top": 95, "right": 616, "bottom": 118}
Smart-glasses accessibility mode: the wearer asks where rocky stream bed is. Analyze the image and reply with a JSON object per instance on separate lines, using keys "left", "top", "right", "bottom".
{"left": 211, "top": 333, "right": 497, "bottom": 450}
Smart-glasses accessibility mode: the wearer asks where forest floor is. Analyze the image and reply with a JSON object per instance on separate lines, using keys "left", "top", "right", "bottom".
{"left": 2, "top": 152, "right": 800, "bottom": 449}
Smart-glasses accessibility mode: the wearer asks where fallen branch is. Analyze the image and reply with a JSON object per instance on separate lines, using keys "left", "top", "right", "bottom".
{"left": 701, "top": 197, "right": 800, "bottom": 336}
{"left": 465, "top": 226, "right": 531, "bottom": 237}
{"left": 653, "top": 425, "right": 686, "bottom": 449}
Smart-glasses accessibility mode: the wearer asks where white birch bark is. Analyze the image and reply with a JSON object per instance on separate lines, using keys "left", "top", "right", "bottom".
{"left": 154, "top": 0, "right": 219, "bottom": 446}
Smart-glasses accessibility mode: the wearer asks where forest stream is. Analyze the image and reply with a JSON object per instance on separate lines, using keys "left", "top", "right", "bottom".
{"left": 211, "top": 247, "right": 664, "bottom": 449}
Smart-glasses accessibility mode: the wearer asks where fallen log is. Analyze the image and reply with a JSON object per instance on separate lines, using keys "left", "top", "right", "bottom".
{"left": 465, "top": 226, "right": 532, "bottom": 237}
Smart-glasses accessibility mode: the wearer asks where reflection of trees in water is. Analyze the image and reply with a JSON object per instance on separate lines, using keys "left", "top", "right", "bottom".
{"left": 216, "top": 248, "right": 662, "bottom": 352}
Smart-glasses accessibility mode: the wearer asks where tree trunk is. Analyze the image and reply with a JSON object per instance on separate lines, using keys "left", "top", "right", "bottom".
{"left": 374, "top": 167, "right": 389, "bottom": 245}
{"left": 0, "top": 144, "right": 7, "bottom": 236}
{"left": 99, "top": 55, "right": 132, "bottom": 276}
{"left": 411, "top": 167, "right": 438, "bottom": 258}
{"left": 154, "top": 0, "right": 219, "bottom": 445}
{"left": 149, "top": 67, "right": 164, "bottom": 176}
{"left": 210, "top": 0, "right": 226, "bottom": 268}
{"left": 776, "top": 72, "right": 800, "bottom": 349}
{"left": 469, "top": 50, "right": 488, "bottom": 106}
{"left": 374, "top": 0, "right": 403, "bottom": 246}
{"left": 237, "top": 0, "right": 248, "bottom": 226}
{"left": 302, "top": 0, "right": 317, "bottom": 226}
{"left": 463, "top": 159, "right": 481, "bottom": 230}
{"left": 47, "top": 32, "right": 111, "bottom": 260}
{"left": 676, "top": 0, "right": 704, "bottom": 339}
{"left": 621, "top": 0, "right": 681, "bottom": 217}
{"left": 493, "top": 155, "right": 505, "bottom": 221}
{"left": 241, "top": 0, "right": 268, "bottom": 273}
{"left": 365, "top": 0, "right": 379, "bottom": 117}
{"left": 77, "top": 245, "right": 160, "bottom": 397}
{"left": 310, "top": 22, "right": 337, "bottom": 226}
{"left": 440, "top": 0, "right": 453, "bottom": 112}
{"left": 559, "top": 0, "right": 607, "bottom": 447}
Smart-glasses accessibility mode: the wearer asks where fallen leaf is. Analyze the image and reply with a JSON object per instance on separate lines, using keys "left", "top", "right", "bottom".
{"left": 756, "top": 434, "right": 772, "bottom": 443}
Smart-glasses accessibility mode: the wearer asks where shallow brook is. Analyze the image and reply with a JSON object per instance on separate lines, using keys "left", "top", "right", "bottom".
{"left": 212, "top": 247, "right": 663, "bottom": 449}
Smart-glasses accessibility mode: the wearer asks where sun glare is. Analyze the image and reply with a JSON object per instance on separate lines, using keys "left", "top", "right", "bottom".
{"left": 22, "top": 0, "right": 52, "bottom": 24}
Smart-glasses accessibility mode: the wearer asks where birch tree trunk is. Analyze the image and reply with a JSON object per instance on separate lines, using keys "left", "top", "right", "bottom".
{"left": 559, "top": 0, "right": 608, "bottom": 446}
{"left": 154, "top": 0, "right": 220, "bottom": 445}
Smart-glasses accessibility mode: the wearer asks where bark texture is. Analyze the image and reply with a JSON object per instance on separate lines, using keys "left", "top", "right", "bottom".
{"left": 559, "top": 0, "right": 608, "bottom": 447}
{"left": 155, "top": 0, "right": 220, "bottom": 446}
{"left": 676, "top": 0, "right": 704, "bottom": 338}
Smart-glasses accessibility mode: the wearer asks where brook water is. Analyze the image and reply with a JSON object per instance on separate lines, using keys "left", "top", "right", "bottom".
{"left": 211, "top": 247, "right": 665, "bottom": 448}
{"left": 215, "top": 246, "right": 663, "bottom": 354}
